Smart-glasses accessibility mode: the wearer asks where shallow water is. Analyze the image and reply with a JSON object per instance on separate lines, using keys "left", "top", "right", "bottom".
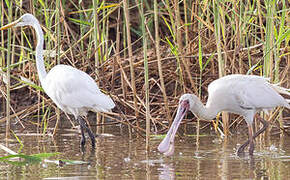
{"left": 0, "top": 123, "right": 289, "bottom": 179}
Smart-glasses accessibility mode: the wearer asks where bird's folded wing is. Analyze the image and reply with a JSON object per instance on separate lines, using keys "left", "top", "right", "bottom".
{"left": 235, "top": 80, "right": 286, "bottom": 110}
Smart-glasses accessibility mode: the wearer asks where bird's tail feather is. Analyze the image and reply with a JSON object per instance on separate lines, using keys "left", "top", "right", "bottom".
{"left": 272, "top": 84, "right": 290, "bottom": 96}
{"left": 285, "top": 99, "right": 290, "bottom": 109}
{"left": 92, "top": 93, "right": 115, "bottom": 113}
{"left": 272, "top": 84, "right": 290, "bottom": 109}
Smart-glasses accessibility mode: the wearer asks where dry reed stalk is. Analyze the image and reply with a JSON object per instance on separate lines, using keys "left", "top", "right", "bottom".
{"left": 0, "top": 0, "right": 3, "bottom": 68}
{"left": 183, "top": 0, "right": 189, "bottom": 50}
{"left": 262, "top": 0, "right": 275, "bottom": 137}
{"left": 5, "top": 2, "right": 13, "bottom": 141}
{"left": 92, "top": 0, "right": 102, "bottom": 134}
{"left": 53, "top": 0, "right": 62, "bottom": 137}
{"left": 0, "top": 87, "right": 24, "bottom": 128}
{"left": 115, "top": 6, "right": 132, "bottom": 137}
{"left": 175, "top": 0, "right": 197, "bottom": 94}
{"left": 234, "top": 2, "right": 242, "bottom": 74}
{"left": 60, "top": 3, "right": 77, "bottom": 65}
{"left": 219, "top": 3, "right": 228, "bottom": 72}
{"left": 213, "top": 1, "right": 229, "bottom": 136}
{"left": 123, "top": 0, "right": 140, "bottom": 133}
{"left": 154, "top": 0, "right": 171, "bottom": 122}
{"left": 138, "top": 0, "right": 150, "bottom": 151}
{"left": 256, "top": 0, "right": 264, "bottom": 42}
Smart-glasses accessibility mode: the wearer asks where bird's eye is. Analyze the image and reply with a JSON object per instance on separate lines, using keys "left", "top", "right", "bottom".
{"left": 180, "top": 99, "right": 189, "bottom": 106}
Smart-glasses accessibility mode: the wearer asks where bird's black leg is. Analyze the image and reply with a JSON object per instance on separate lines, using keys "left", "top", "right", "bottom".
{"left": 86, "top": 126, "right": 96, "bottom": 148}
{"left": 78, "top": 116, "right": 96, "bottom": 148}
{"left": 237, "top": 142, "right": 248, "bottom": 155}
{"left": 253, "top": 116, "right": 269, "bottom": 139}
{"left": 78, "top": 116, "right": 86, "bottom": 147}
{"left": 248, "top": 124, "right": 254, "bottom": 156}
{"left": 237, "top": 123, "right": 254, "bottom": 155}
{"left": 237, "top": 116, "right": 269, "bottom": 155}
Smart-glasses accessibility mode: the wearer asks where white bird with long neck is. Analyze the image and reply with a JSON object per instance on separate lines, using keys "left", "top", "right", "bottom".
{"left": 1, "top": 13, "right": 115, "bottom": 149}
{"left": 158, "top": 74, "right": 290, "bottom": 156}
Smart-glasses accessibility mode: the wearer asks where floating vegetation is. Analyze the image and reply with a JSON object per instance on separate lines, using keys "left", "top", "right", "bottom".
{"left": 0, "top": 143, "right": 87, "bottom": 167}
{"left": 0, "top": 153, "right": 58, "bottom": 166}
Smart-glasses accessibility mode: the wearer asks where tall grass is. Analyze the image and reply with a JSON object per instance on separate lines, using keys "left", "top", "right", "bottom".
{"left": 213, "top": 1, "right": 229, "bottom": 136}
{"left": 154, "top": 0, "right": 171, "bottom": 122}
{"left": 0, "top": 1, "right": 289, "bottom": 142}
{"left": 264, "top": 0, "right": 275, "bottom": 79}
{"left": 123, "top": 0, "right": 139, "bottom": 133}
{"left": 54, "top": 0, "right": 61, "bottom": 136}
{"left": 92, "top": 0, "right": 101, "bottom": 134}
{"left": 5, "top": 0, "right": 13, "bottom": 141}
{"left": 137, "top": 0, "right": 150, "bottom": 151}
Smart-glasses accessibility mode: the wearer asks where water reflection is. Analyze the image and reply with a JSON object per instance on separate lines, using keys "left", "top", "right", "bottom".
{"left": 155, "top": 134, "right": 289, "bottom": 180}
{"left": 158, "top": 163, "right": 174, "bottom": 180}
{"left": 0, "top": 125, "right": 290, "bottom": 179}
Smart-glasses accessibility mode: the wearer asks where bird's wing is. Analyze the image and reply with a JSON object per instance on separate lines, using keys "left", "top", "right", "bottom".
{"left": 44, "top": 65, "right": 115, "bottom": 113}
{"left": 60, "top": 88, "right": 115, "bottom": 112}
{"left": 233, "top": 77, "right": 286, "bottom": 110}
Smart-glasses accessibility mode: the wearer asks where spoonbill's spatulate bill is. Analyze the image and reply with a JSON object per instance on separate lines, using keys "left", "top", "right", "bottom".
{"left": 158, "top": 74, "right": 290, "bottom": 156}
{"left": 0, "top": 14, "right": 115, "bottom": 149}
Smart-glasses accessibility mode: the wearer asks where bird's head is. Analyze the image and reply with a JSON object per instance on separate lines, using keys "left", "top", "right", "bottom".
{"left": 158, "top": 93, "right": 197, "bottom": 156}
{"left": 0, "top": 13, "right": 37, "bottom": 30}
{"left": 178, "top": 94, "right": 198, "bottom": 113}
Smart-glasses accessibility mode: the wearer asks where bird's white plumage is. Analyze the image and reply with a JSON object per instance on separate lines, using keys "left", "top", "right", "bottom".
{"left": 2, "top": 13, "right": 115, "bottom": 148}
{"left": 43, "top": 65, "right": 115, "bottom": 118}
{"left": 7, "top": 13, "right": 115, "bottom": 119}
{"left": 206, "top": 74, "right": 289, "bottom": 122}
{"left": 158, "top": 74, "right": 289, "bottom": 156}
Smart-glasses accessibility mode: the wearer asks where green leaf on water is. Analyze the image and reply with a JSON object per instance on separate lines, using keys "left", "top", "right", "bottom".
{"left": 0, "top": 154, "right": 42, "bottom": 165}
{"left": 0, "top": 152, "right": 59, "bottom": 166}
{"left": 0, "top": 152, "right": 91, "bottom": 167}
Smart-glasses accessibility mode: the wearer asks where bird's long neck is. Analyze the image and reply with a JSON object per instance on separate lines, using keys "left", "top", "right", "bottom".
{"left": 192, "top": 97, "right": 218, "bottom": 120}
{"left": 33, "top": 22, "right": 47, "bottom": 85}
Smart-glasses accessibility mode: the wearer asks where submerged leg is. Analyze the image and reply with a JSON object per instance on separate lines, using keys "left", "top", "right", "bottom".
{"left": 237, "top": 116, "right": 269, "bottom": 155}
{"left": 77, "top": 116, "right": 86, "bottom": 147}
{"left": 237, "top": 142, "right": 248, "bottom": 155}
{"left": 248, "top": 124, "right": 254, "bottom": 155}
{"left": 237, "top": 123, "right": 254, "bottom": 155}
{"left": 254, "top": 116, "right": 269, "bottom": 138}
{"left": 78, "top": 116, "right": 96, "bottom": 148}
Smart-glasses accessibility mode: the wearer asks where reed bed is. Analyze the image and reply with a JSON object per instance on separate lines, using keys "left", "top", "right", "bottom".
{"left": 0, "top": 0, "right": 289, "bottom": 141}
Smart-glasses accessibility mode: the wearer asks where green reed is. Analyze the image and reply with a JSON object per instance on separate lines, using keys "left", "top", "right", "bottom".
{"left": 5, "top": 0, "right": 12, "bottom": 141}
{"left": 273, "top": 0, "right": 287, "bottom": 83}
{"left": 137, "top": 0, "right": 150, "bottom": 150}
{"left": 213, "top": 0, "right": 229, "bottom": 136}
{"left": 264, "top": 0, "right": 275, "bottom": 78}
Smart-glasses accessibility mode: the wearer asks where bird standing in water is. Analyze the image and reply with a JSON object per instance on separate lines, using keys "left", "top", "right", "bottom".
{"left": 158, "top": 74, "right": 290, "bottom": 156}
{"left": 0, "top": 13, "right": 115, "bottom": 149}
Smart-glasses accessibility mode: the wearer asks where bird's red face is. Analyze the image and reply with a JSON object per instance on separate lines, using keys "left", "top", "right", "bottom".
{"left": 158, "top": 98, "right": 190, "bottom": 156}
{"left": 179, "top": 99, "right": 190, "bottom": 114}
